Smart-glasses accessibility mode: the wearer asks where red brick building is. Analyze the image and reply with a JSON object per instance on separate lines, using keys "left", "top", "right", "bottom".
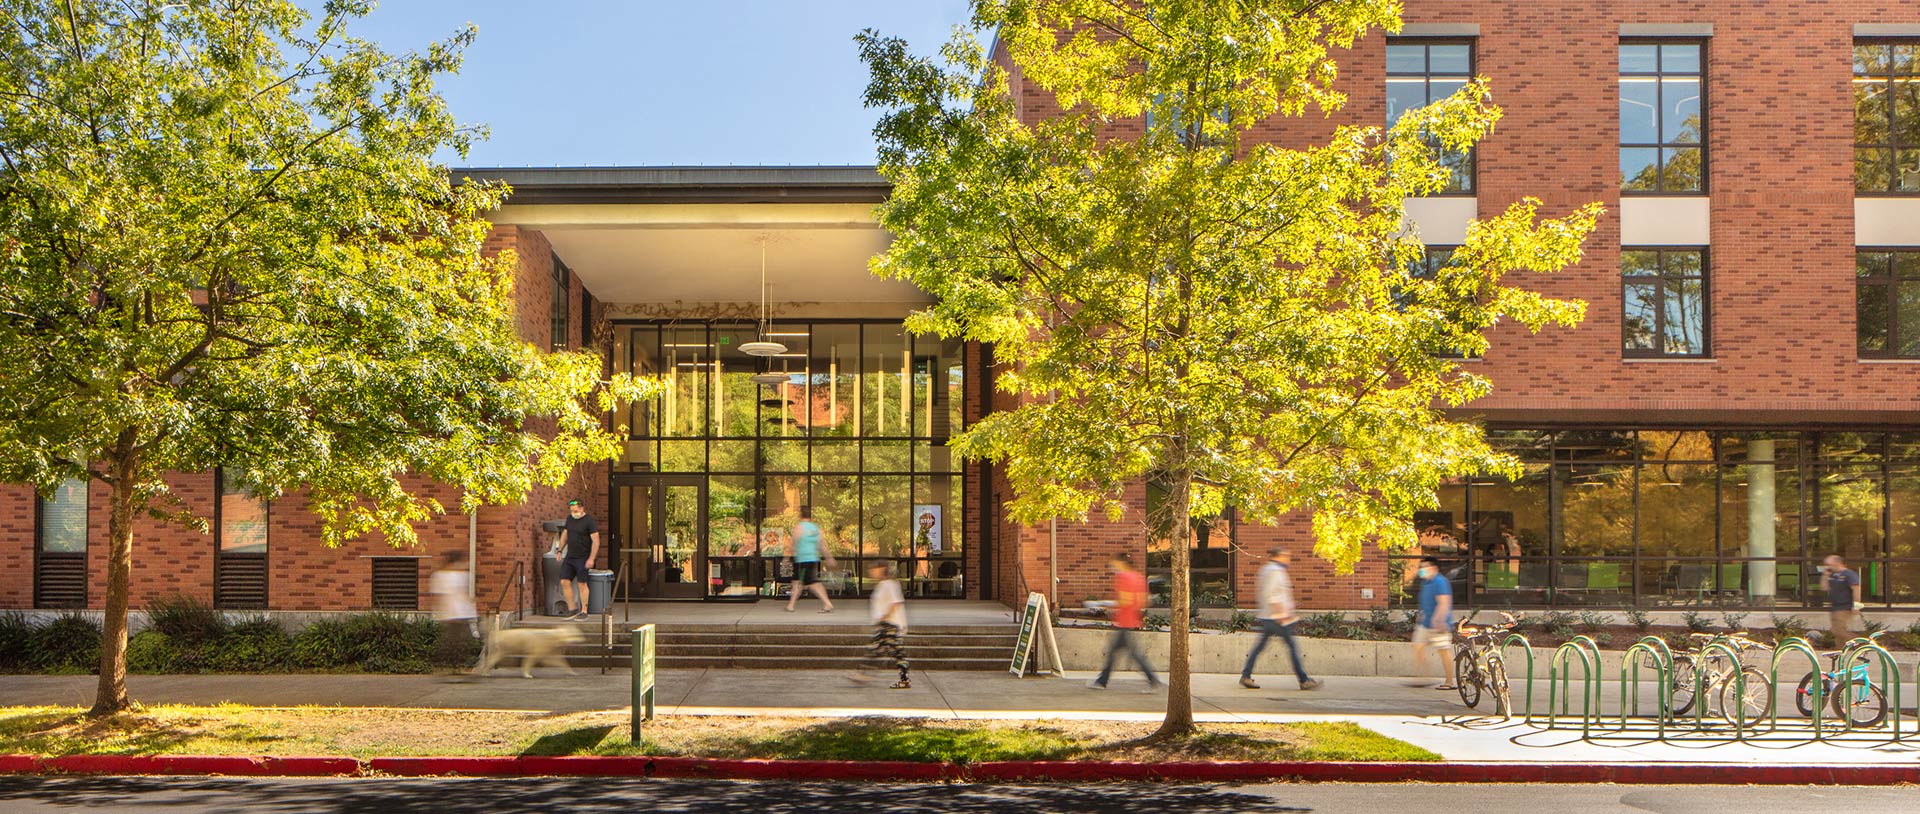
{"left": 5, "top": 5, "right": 1920, "bottom": 616}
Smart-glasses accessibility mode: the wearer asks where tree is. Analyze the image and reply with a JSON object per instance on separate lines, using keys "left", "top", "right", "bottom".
{"left": 859, "top": 0, "right": 1602, "bottom": 738}
{"left": 0, "top": 0, "right": 651, "bottom": 715}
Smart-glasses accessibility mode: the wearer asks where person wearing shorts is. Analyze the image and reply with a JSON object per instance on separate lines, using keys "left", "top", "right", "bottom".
{"left": 1410, "top": 556, "right": 1456, "bottom": 691}
{"left": 784, "top": 509, "right": 834, "bottom": 613}
{"left": 552, "top": 499, "right": 600, "bottom": 620}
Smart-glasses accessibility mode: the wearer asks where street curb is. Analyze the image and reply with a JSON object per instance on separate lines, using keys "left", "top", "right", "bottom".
{"left": 5, "top": 754, "right": 1919, "bottom": 784}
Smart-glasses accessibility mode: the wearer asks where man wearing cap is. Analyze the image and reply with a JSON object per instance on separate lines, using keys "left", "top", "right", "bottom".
{"left": 551, "top": 499, "right": 601, "bottom": 620}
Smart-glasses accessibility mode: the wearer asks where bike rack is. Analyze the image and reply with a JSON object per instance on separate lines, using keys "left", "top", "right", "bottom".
{"left": 1547, "top": 638, "right": 1603, "bottom": 735}
{"left": 1697, "top": 639, "right": 1749, "bottom": 741}
{"left": 1838, "top": 637, "right": 1903, "bottom": 741}
{"left": 1619, "top": 637, "right": 1673, "bottom": 740}
{"left": 1498, "top": 633, "right": 1536, "bottom": 723}
{"left": 1769, "top": 637, "right": 1826, "bottom": 742}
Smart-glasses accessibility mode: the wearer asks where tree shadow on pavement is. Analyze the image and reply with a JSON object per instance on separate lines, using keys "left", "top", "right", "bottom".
{"left": 0, "top": 777, "right": 1313, "bottom": 814}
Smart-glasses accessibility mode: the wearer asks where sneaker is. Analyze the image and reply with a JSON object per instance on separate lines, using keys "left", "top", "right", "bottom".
{"left": 1300, "top": 679, "right": 1324, "bottom": 691}
{"left": 1239, "top": 677, "right": 1260, "bottom": 690}
{"left": 889, "top": 681, "right": 911, "bottom": 689}
{"left": 1086, "top": 680, "right": 1109, "bottom": 690}
{"left": 569, "top": 611, "right": 589, "bottom": 621}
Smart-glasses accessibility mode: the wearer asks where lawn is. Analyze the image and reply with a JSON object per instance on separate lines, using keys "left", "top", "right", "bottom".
{"left": 0, "top": 706, "right": 1438, "bottom": 763}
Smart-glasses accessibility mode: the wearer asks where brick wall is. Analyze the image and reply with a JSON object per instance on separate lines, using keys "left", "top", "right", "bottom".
{"left": 0, "top": 486, "right": 34, "bottom": 607}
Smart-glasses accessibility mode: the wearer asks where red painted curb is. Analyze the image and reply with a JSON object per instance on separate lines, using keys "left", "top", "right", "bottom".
{"left": 7, "top": 754, "right": 1920, "bottom": 784}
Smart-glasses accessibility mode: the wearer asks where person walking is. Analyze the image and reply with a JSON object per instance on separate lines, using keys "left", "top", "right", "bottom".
{"left": 550, "top": 499, "right": 600, "bottom": 621}
{"left": 784, "top": 508, "right": 835, "bottom": 613}
{"left": 1409, "top": 556, "right": 1456, "bottom": 691}
{"left": 1821, "top": 553, "right": 1862, "bottom": 642}
{"left": 429, "top": 550, "right": 478, "bottom": 671}
{"left": 1239, "top": 547, "right": 1322, "bottom": 691}
{"left": 852, "top": 561, "right": 911, "bottom": 689}
{"left": 1088, "top": 553, "right": 1162, "bottom": 692}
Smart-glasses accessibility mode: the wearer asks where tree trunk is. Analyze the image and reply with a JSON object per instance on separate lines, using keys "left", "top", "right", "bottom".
{"left": 89, "top": 447, "right": 139, "bottom": 717}
{"left": 1154, "top": 468, "right": 1196, "bottom": 738}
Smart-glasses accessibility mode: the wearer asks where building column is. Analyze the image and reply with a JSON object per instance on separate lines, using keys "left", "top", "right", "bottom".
{"left": 1747, "top": 439, "right": 1776, "bottom": 601}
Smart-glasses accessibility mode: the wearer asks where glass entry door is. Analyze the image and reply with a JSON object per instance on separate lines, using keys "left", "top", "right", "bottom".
{"left": 612, "top": 475, "right": 706, "bottom": 599}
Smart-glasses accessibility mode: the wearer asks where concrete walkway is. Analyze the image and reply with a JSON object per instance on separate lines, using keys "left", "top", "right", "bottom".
{"left": 7, "top": 670, "right": 1920, "bottom": 765}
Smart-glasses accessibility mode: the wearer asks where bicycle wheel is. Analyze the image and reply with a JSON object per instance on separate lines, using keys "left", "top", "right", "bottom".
{"left": 1716, "top": 666, "right": 1773, "bottom": 728}
{"left": 1488, "top": 655, "right": 1513, "bottom": 719}
{"left": 1668, "top": 655, "right": 1698, "bottom": 717}
{"left": 1830, "top": 679, "right": 1888, "bottom": 729}
{"left": 1455, "top": 649, "right": 1482, "bottom": 708}
{"left": 1793, "top": 672, "right": 1821, "bottom": 719}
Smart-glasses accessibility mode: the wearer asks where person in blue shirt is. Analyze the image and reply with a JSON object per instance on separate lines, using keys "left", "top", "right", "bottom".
{"left": 1410, "top": 556, "right": 1455, "bottom": 691}
{"left": 784, "top": 508, "right": 836, "bottom": 613}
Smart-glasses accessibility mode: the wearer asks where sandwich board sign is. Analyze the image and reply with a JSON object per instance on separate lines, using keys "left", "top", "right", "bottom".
{"left": 1009, "top": 592, "right": 1062, "bottom": 676}
{"left": 630, "top": 624, "right": 656, "bottom": 738}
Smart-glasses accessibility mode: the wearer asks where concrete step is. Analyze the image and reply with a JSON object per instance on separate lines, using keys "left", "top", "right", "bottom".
{"left": 656, "top": 655, "right": 1010, "bottom": 671}
{"left": 660, "top": 633, "right": 1016, "bottom": 648}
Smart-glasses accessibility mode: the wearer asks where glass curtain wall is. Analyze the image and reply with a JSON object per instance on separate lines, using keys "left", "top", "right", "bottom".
{"left": 614, "top": 320, "right": 965, "bottom": 598}
{"left": 1391, "top": 430, "right": 1920, "bottom": 609}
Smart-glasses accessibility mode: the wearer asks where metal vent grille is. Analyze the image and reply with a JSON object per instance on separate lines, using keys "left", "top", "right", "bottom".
{"left": 34, "top": 555, "right": 87, "bottom": 608}
{"left": 370, "top": 558, "right": 420, "bottom": 610}
{"left": 214, "top": 556, "right": 269, "bottom": 609}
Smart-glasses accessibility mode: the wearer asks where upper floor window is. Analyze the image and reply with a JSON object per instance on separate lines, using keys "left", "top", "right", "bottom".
{"left": 1620, "top": 41, "right": 1705, "bottom": 194}
{"left": 1857, "top": 249, "right": 1920, "bottom": 358}
{"left": 1622, "top": 248, "right": 1709, "bottom": 358}
{"left": 1387, "top": 40, "right": 1474, "bottom": 194}
{"left": 550, "top": 252, "right": 572, "bottom": 350}
{"left": 36, "top": 478, "right": 87, "bottom": 554}
{"left": 1854, "top": 41, "right": 1920, "bottom": 193}
{"left": 1405, "top": 246, "right": 1477, "bottom": 358}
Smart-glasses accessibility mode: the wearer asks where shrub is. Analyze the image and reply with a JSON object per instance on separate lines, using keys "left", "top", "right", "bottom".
{"left": 31, "top": 613, "right": 101, "bottom": 673}
{"left": 1625, "top": 607, "right": 1653, "bottom": 633}
{"left": 145, "top": 593, "right": 227, "bottom": 645}
{"left": 1139, "top": 612, "right": 1169, "bottom": 633}
{"left": 1539, "top": 611, "right": 1576, "bottom": 638}
{"left": 1772, "top": 613, "right": 1810, "bottom": 642}
{"left": 1299, "top": 612, "right": 1345, "bottom": 639}
{"left": 209, "top": 618, "right": 293, "bottom": 672}
{"left": 1681, "top": 610, "right": 1714, "bottom": 633}
{"left": 1863, "top": 617, "right": 1888, "bottom": 636}
{"left": 1218, "top": 611, "right": 1256, "bottom": 635}
{"left": 1365, "top": 608, "right": 1393, "bottom": 632}
{"left": 1577, "top": 611, "right": 1611, "bottom": 633}
{"left": 125, "top": 631, "right": 180, "bottom": 673}
{"left": 1720, "top": 611, "right": 1749, "bottom": 632}
{"left": 0, "top": 612, "right": 36, "bottom": 670}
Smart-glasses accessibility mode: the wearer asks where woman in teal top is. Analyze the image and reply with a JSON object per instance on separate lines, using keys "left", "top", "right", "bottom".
{"left": 785, "top": 509, "right": 835, "bottom": 613}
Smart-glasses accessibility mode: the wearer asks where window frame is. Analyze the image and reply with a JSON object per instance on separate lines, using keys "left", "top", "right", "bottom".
{"left": 550, "top": 251, "right": 572, "bottom": 351}
{"left": 1853, "top": 38, "right": 1920, "bottom": 196}
{"left": 33, "top": 478, "right": 89, "bottom": 608}
{"left": 1856, "top": 247, "right": 1920, "bottom": 359}
{"left": 1385, "top": 37, "right": 1478, "bottom": 196}
{"left": 1621, "top": 246, "right": 1712, "bottom": 359}
{"left": 213, "top": 468, "right": 269, "bottom": 610}
{"left": 1619, "top": 38, "right": 1709, "bottom": 196}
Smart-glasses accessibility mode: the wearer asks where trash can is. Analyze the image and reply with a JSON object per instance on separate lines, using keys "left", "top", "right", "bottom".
{"left": 541, "top": 552, "right": 566, "bottom": 616}
{"left": 586, "top": 569, "right": 616, "bottom": 615}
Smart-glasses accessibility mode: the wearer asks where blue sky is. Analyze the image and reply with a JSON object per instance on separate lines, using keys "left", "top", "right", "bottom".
{"left": 337, "top": 1, "right": 976, "bottom": 168}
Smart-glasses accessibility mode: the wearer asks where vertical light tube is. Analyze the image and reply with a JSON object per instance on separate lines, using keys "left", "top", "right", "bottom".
{"left": 830, "top": 351, "right": 839, "bottom": 426}
{"left": 900, "top": 349, "right": 910, "bottom": 428}
{"left": 1749, "top": 439, "right": 1777, "bottom": 600}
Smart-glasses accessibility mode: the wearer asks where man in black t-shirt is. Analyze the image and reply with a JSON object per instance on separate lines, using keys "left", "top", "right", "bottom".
{"left": 1821, "top": 554, "right": 1862, "bottom": 642}
{"left": 550, "top": 499, "right": 601, "bottom": 620}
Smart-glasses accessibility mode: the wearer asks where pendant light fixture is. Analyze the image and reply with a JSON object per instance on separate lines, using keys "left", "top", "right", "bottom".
{"left": 740, "top": 240, "right": 786, "bottom": 358}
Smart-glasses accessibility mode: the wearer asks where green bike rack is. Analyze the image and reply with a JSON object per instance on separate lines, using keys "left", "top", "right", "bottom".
{"left": 1699, "top": 639, "right": 1750, "bottom": 741}
{"left": 1837, "top": 637, "right": 1903, "bottom": 740}
{"left": 1620, "top": 637, "right": 1674, "bottom": 740}
{"left": 1498, "top": 633, "right": 1535, "bottom": 723}
{"left": 1547, "top": 638, "right": 1602, "bottom": 735}
{"left": 1769, "top": 637, "right": 1825, "bottom": 742}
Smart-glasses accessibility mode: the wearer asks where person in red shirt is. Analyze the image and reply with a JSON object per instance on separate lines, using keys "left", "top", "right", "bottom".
{"left": 1088, "top": 553, "right": 1162, "bottom": 691}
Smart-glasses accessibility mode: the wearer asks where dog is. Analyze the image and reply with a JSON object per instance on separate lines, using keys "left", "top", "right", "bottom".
{"left": 475, "top": 625, "right": 584, "bottom": 678}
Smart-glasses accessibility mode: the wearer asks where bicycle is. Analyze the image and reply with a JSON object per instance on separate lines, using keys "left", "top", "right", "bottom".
{"left": 1665, "top": 632, "right": 1774, "bottom": 726}
{"left": 1453, "top": 612, "right": 1519, "bottom": 718}
{"left": 1794, "top": 630, "right": 1890, "bottom": 729}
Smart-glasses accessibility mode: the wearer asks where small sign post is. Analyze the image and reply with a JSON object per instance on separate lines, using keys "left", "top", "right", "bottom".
{"left": 631, "top": 624, "right": 656, "bottom": 740}
{"left": 1009, "top": 592, "right": 1061, "bottom": 676}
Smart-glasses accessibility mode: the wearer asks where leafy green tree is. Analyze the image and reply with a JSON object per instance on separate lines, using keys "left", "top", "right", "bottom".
{"left": 860, "top": 0, "right": 1601, "bottom": 737}
{"left": 0, "top": 0, "right": 650, "bottom": 715}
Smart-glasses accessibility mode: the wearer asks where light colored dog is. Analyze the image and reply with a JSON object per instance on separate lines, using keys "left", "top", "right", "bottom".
{"left": 476, "top": 625, "right": 584, "bottom": 678}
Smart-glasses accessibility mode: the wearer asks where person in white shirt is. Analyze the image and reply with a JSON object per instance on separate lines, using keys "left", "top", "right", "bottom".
{"left": 430, "top": 550, "right": 479, "bottom": 669}
{"left": 854, "top": 561, "right": 910, "bottom": 689}
{"left": 1239, "top": 546, "right": 1322, "bottom": 690}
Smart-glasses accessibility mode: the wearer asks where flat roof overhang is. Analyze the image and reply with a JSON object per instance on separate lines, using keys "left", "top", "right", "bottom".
{"left": 454, "top": 166, "right": 921, "bottom": 306}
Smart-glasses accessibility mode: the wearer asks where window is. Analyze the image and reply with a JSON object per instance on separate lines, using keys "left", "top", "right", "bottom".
{"left": 550, "top": 252, "right": 571, "bottom": 350}
{"left": 214, "top": 469, "right": 268, "bottom": 609}
{"left": 1622, "top": 248, "right": 1709, "bottom": 358}
{"left": 1401, "top": 246, "right": 1476, "bottom": 358}
{"left": 35, "top": 478, "right": 88, "bottom": 608}
{"left": 1620, "top": 41, "right": 1705, "bottom": 193}
{"left": 1386, "top": 40, "right": 1475, "bottom": 193}
{"left": 1857, "top": 249, "right": 1920, "bottom": 358}
{"left": 1854, "top": 41, "right": 1920, "bottom": 193}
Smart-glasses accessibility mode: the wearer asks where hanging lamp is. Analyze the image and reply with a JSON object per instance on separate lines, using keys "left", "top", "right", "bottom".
{"left": 740, "top": 241, "right": 787, "bottom": 358}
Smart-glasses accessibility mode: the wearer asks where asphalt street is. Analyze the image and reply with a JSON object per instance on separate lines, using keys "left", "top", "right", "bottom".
{"left": 0, "top": 778, "right": 1909, "bottom": 814}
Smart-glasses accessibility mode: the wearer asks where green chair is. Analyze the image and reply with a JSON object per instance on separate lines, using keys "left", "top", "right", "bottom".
{"left": 1484, "top": 563, "right": 1519, "bottom": 590}
{"left": 1718, "top": 563, "right": 1744, "bottom": 596}
{"left": 1586, "top": 562, "right": 1621, "bottom": 591}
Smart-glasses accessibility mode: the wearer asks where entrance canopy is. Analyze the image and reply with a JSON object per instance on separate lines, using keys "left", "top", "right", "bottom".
{"left": 460, "top": 166, "right": 926, "bottom": 307}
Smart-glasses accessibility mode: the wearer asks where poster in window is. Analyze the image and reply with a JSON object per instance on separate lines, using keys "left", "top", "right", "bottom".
{"left": 913, "top": 504, "right": 943, "bottom": 555}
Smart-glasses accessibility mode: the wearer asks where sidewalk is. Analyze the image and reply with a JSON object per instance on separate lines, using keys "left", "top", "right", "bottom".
{"left": 5, "top": 670, "right": 1920, "bottom": 765}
